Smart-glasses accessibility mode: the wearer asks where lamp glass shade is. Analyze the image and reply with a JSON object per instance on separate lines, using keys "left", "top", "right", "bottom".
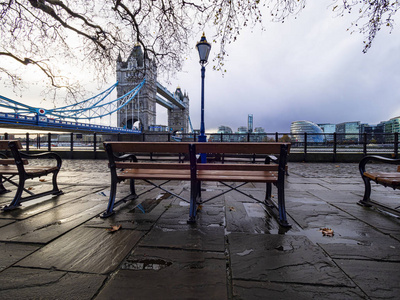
{"left": 196, "top": 35, "right": 211, "bottom": 63}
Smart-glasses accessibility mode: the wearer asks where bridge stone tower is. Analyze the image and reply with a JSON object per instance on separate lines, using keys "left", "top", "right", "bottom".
{"left": 168, "top": 87, "right": 190, "bottom": 134}
{"left": 116, "top": 45, "right": 157, "bottom": 131}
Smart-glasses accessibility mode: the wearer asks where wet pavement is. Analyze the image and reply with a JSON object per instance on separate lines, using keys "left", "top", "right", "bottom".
{"left": 0, "top": 160, "right": 400, "bottom": 299}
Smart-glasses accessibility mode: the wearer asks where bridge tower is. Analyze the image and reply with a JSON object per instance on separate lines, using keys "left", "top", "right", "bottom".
{"left": 116, "top": 44, "right": 157, "bottom": 131}
{"left": 168, "top": 87, "right": 190, "bottom": 134}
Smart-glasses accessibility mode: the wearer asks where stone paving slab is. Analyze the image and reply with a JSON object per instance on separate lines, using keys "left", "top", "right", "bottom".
{"left": 17, "top": 226, "right": 144, "bottom": 274}
{"left": 225, "top": 194, "right": 282, "bottom": 234}
{"left": 336, "top": 260, "right": 400, "bottom": 299}
{"left": 229, "top": 233, "right": 354, "bottom": 286}
{"left": 0, "top": 242, "right": 39, "bottom": 272}
{"left": 0, "top": 267, "right": 106, "bottom": 300}
{"left": 156, "top": 199, "right": 225, "bottom": 230}
{"left": 96, "top": 247, "right": 227, "bottom": 300}
{"left": 85, "top": 189, "right": 175, "bottom": 231}
{"left": 0, "top": 185, "right": 104, "bottom": 220}
{"left": 0, "top": 219, "right": 14, "bottom": 228}
{"left": 141, "top": 226, "right": 225, "bottom": 252}
{"left": 0, "top": 196, "right": 107, "bottom": 243}
{"left": 232, "top": 280, "right": 366, "bottom": 299}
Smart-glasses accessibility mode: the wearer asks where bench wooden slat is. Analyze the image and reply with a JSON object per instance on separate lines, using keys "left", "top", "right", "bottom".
{"left": 0, "top": 166, "right": 59, "bottom": 176}
{"left": 104, "top": 142, "right": 190, "bottom": 153}
{"left": 197, "top": 170, "right": 277, "bottom": 182}
{"left": 0, "top": 159, "right": 28, "bottom": 165}
{"left": 118, "top": 169, "right": 190, "bottom": 180}
{"left": 364, "top": 172, "right": 400, "bottom": 181}
{"left": 196, "top": 163, "right": 279, "bottom": 171}
{"left": 115, "top": 162, "right": 190, "bottom": 170}
{"left": 376, "top": 178, "right": 400, "bottom": 186}
{"left": 194, "top": 142, "right": 290, "bottom": 154}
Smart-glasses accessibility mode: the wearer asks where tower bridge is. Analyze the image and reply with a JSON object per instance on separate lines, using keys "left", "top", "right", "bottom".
{"left": 0, "top": 45, "right": 190, "bottom": 134}
{"left": 116, "top": 44, "right": 189, "bottom": 134}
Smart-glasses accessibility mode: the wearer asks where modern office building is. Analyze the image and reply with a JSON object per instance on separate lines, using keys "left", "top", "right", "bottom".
{"left": 237, "top": 126, "right": 248, "bottom": 133}
{"left": 336, "top": 121, "right": 360, "bottom": 142}
{"left": 318, "top": 123, "right": 336, "bottom": 142}
{"left": 217, "top": 125, "right": 233, "bottom": 134}
{"left": 382, "top": 117, "right": 400, "bottom": 142}
{"left": 248, "top": 114, "right": 253, "bottom": 133}
{"left": 290, "top": 120, "right": 324, "bottom": 143}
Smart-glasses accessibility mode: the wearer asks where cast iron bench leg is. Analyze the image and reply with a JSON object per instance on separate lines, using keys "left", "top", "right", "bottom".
{"left": 358, "top": 176, "right": 372, "bottom": 207}
{"left": 101, "top": 178, "right": 118, "bottom": 218}
{"left": 277, "top": 182, "right": 291, "bottom": 227}
{"left": 3, "top": 175, "right": 26, "bottom": 210}
{"left": 129, "top": 178, "right": 138, "bottom": 199}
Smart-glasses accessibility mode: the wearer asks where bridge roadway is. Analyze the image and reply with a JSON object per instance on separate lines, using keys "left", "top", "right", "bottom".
{"left": 156, "top": 82, "right": 185, "bottom": 109}
{"left": 0, "top": 161, "right": 399, "bottom": 298}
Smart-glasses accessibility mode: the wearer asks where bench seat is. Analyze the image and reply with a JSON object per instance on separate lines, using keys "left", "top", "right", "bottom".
{"left": 0, "top": 165, "right": 59, "bottom": 177}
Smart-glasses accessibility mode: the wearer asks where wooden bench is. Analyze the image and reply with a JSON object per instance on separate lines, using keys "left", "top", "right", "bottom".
{"left": 359, "top": 155, "right": 400, "bottom": 214}
{"left": 102, "top": 141, "right": 291, "bottom": 227}
{"left": 102, "top": 142, "right": 192, "bottom": 218}
{"left": 0, "top": 140, "right": 63, "bottom": 210}
{"left": 192, "top": 142, "right": 291, "bottom": 227}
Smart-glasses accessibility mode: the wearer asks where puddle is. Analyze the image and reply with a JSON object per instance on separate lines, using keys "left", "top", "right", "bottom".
{"left": 236, "top": 249, "right": 254, "bottom": 256}
{"left": 288, "top": 228, "right": 360, "bottom": 245}
{"left": 122, "top": 258, "right": 172, "bottom": 271}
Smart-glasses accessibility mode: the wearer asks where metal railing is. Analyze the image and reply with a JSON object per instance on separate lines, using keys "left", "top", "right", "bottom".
{"left": 0, "top": 131, "right": 398, "bottom": 159}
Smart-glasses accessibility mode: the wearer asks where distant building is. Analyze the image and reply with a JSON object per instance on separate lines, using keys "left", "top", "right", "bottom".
{"left": 248, "top": 114, "right": 253, "bottom": 133}
{"left": 254, "top": 127, "right": 265, "bottom": 133}
{"left": 318, "top": 123, "right": 335, "bottom": 142}
{"left": 290, "top": 121, "right": 324, "bottom": 143}
{"left": 237, "top": 126, "right": 247, "bottom": 133}
{"left": 336, "top": 121, "right": 360, "bottom": 142}
{"left": 218, "top": 125, "right": 233, "bottom": 134}
{"left": 382, "top": 117, "right": 400, "bottom": 142}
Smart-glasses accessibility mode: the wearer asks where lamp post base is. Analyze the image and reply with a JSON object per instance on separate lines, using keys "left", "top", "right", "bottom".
{"left": 198, "top": 134, "right": 207, "bottom": 163}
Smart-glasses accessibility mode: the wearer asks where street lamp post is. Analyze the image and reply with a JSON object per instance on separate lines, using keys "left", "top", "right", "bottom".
{"left": 196, "top": 33, "right": 211, "bottom": 163}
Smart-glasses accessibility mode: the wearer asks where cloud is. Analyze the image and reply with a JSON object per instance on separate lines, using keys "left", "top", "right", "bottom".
{"left": 165, "top": 1, "right": 400, "bottom": 133}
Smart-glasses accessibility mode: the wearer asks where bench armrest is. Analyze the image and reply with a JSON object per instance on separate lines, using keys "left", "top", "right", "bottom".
{"left": 359, "top": 155, "right": 400, "bottom": 176}
{"left": 20, "top": 152, "right": 62, "bottom": 169}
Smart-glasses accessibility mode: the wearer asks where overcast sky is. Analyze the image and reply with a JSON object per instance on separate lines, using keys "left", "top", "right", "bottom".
{"left": 1, "top": 1, "right": 399, "bottom": 134}
{"left": 159, "top": 1, "right": 400, "bottom": 133}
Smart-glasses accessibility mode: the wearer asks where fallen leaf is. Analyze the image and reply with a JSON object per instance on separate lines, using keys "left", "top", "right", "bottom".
{"left": 196, "top": 205, "right": 203, "bottom": 211}
{"left": 229, "top": 206, "right": 236, "bottom": 212}
{"left": 107, "top": 224, "right": 122, "bottom": 233}
{"left": 39, "top": 179, "right": 46, "bottom": 182}
{"left": 319, "top": 227, "right": 334, "bottom": 237}
{"left": 27, "top": 187, "right": 33, "bottom": 190}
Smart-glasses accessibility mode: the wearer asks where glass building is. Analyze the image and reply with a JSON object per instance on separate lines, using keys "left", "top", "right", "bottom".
{"left": 290, "top": 121, "right": 324, "bottom": 143}
{"left": 318, "top": 123, "right": 336, "bottom": 142}
{"left": 336, "top": 121, "right": 360, "bottom": 142}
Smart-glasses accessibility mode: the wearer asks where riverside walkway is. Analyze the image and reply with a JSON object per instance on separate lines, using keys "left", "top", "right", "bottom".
{"left": 0, "top": 160, "right": 399, "bottom": 299}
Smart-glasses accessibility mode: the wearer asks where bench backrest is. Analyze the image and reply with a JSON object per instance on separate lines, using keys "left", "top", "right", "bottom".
{"left": 0, "top": 140, "right": 23, "bottom": 150}
{"left": 193, "top": 142, "right": 291, "bottom": 155}
{"left": 103, "top": 142, "right": 191, "bottom": 154}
